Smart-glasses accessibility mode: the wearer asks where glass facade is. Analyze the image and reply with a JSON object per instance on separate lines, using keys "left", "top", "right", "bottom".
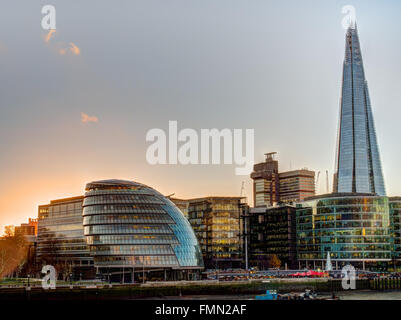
{"left": 187, "top": 197, "right": 243, "bottom": 269}
{"left": 390, "top": 197, "right": 401, "bottom": 268}
{"left": 334, "top": 25, "right": 386, "bottom": 196}
{"left": 246, "top": 205, "right": 297, "bottom": 269}
{"left": 37, "top": 196, "right": 94, "bottom": 279}
{"left": 82, "top": 179, "right": 204, "bottom": 274}
{"left": 296, "top": 194, "right": 391, "bottom": 271}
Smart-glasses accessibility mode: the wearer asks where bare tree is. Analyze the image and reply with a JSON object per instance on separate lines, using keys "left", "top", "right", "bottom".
{"left": 0, "top": 233, "right": 28, "bottom": 278}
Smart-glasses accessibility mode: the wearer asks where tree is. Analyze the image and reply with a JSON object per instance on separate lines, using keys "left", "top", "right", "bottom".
{"left": 269, "top": 254, "right": 281, "bottom": 269}
{"left": 0, "top": 233, "right": 28, "bottom": 278}
{"left": 3, "top": 226, "right": 15, "bottom": 238}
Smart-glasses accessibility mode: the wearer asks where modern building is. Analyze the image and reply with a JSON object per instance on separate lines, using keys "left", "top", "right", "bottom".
{"left": 390, "top": 197, "right": 401, "bottom": 270}
{"left": 296, "top": 193, "right": 391, "bottom": 271}
{"left": 170, "top": 198, "right": 189, "bottom": 218}
{"left": 251, "top": 152, "right": 315, "bottom": 207}
{"left": 37, "top": 196, "right": 94, "bottom": 280}
{"left": 82, "top": 179, "right": 204, "bottom": 282}
{"left": 243, "top": 204, "right": 297, "bottom": 270}
{"left": 187, "top": 197, "right": 244, "bottom": 269}
{"left": 333, "top": 24, "right": 386, "bottom": 196}
{"left": 279, "top": 170, "right": 316, "bottom": 203}
{"left": 14, "top": 218, "right": 38, "bottom": 238}
{"left": 296, "top": 24, "right": 392, "bottom": 272}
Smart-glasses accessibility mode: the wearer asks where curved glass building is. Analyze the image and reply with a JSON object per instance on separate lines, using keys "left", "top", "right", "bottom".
{"left": 82, "top": 179, "right": 204, "bottom": 281}
{"left": 296, "top": 193, "right": 391, "bottom": 271}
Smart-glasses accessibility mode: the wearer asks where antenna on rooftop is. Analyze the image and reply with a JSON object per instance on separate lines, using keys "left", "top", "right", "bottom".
{"left": 240, "top": 181, "right": 245, "bottom": 197}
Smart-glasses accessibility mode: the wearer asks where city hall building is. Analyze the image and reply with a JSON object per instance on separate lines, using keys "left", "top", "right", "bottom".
{"left": 37, "top": 179, "right": 204, "bottom": 281}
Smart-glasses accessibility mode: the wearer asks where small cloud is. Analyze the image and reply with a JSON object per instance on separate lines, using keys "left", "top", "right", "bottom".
{"left": 42, "top": 31, "right": 81, "bottom": 57}
{"left": 81, "top": 113, "right": 98, "bottom": 123}
{"left": 44, "top": 29, "right": 56, "bottom": 43}
{"left": 69, "top": 42, "right": 80, "bottom": 55}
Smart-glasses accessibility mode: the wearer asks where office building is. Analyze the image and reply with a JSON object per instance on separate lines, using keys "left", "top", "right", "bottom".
{"left": 296, "top": 193, "right": 391, "bottom": 271}
{"left": 333, "top": 24, "right": 386, "bottom": 196}
{"left": 243, "top": 204, "right": 297, "bottom": 270}
{"left": 251, "top": 152, "right": 315, "bottom": 207}
{"left": 390, "top": 197, "right": 401, "bottom": 270}
{"left": 14, "top": 218, "right": 37, "bottom": 238}
{"left": 187, "top": 197, "right": 244, "bottom": 269}
{"left": 279, "top": 170, "right": 316, "bottom": 203}
{"left": 296, "top": 24, "right": 391, "bottom": 272}
{"left": 37, "top": 196, "right": 94, "bottom": 279}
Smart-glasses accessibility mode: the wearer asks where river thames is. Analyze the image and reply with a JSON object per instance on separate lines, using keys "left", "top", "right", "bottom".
{"left": 142, "top": 290, "right": 401, "bottom": 300}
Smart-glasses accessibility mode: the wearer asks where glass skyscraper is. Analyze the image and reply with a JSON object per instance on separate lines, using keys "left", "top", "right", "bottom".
{"left": 333, "top": 24, "right": 386, "bottom": 196}
{"left": 296, "top": 24, "right": 392, "bottom": 271}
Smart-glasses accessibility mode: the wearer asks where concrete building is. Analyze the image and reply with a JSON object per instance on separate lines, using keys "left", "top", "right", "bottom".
{"left": 14, "top": 218, "right": 37, "bottom": 238}
{"left": 251, "top": 152, "right": 315, "bottom": 207}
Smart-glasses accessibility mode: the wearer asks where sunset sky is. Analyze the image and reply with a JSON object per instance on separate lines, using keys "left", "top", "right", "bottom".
{"left": 1, "top": 0, "right": 401, "bottom": 232}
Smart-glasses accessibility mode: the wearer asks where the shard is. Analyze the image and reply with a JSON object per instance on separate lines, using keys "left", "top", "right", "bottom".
{"left": 333, "top": 23, "right": 386, "bottom": 196}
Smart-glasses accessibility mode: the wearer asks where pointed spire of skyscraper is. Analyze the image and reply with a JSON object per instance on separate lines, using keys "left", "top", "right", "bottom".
{"left": 333, "top": 25, "right": 386, "bottom": 195}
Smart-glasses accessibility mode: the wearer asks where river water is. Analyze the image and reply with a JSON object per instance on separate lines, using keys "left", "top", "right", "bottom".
{"left": 337, "top": 290, "right": 401, "bottom": 300}
{"left": 143, "top": 290, "right": 401, "bottom": 300}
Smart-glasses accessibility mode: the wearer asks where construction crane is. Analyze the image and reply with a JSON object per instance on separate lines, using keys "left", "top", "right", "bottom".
{"left": 240, "top": 181, "right": 245, "bottom": 197}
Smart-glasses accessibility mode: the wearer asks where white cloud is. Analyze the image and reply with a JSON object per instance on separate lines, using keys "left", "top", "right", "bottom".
{"left": 81, "top": 113, "right": 98, "bottom": 123}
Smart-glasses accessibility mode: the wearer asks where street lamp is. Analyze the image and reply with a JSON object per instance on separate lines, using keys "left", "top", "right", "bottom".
{"left": 27, "top": 274, "right": 30, "bottom": 287}
{"left": 69, "top": 273, "right": 73, "bottom": 286}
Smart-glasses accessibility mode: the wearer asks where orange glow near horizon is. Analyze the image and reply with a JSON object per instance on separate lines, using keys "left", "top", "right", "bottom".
{"left": 0, "top": 168, "right": 253, "bottom": 235}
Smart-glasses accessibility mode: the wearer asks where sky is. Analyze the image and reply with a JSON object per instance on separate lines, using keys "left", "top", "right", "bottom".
{"left": 1, "top": 0, "right": 401, "bottom": 232}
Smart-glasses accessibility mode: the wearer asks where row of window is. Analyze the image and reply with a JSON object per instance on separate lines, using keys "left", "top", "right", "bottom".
{"left": 89, "top": 244, "right": 175, "bottom": 255}
{"left": 83, "top": 194, "right": 163, "bottom": 206}
{"left": 83, "top": 204, "right": 166, "bottom": 215}
{"left": 86, "top": 234, "right": 179, "bottom": 245}
{"left": 84, "top": 224, "right": 174, "bottom": 235}
{"left": 299, "top": 252, "right": 391, "bottom": 259}
{"left": 94, "top": 255, "right": 179, "bottom": 266}
{"left": 83, "top": 214, "right": 174, "bottom": 225}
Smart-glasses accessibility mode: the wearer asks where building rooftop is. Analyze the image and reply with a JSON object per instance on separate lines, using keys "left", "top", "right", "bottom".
{"left": 303, "top": 192, "right": 378, "bottom": 201}
{"left": 85, "top": 179, "right": 149, "bottom": 190}
{"left": 49, "top": 195, "right": 84, "bottom": 204}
